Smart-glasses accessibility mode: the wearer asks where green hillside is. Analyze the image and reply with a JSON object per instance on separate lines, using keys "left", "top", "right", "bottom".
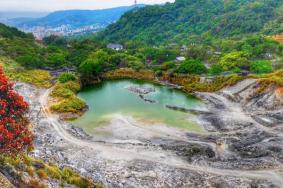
{"left": 99, "top": 0, "right": 283, "bottom": 45}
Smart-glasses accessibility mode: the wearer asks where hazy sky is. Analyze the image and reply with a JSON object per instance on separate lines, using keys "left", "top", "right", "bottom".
{"left": 0, "top": 0, "right": 174, "bottom": 12}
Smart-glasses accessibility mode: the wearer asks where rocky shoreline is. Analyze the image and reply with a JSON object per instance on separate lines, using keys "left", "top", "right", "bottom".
{"left": 8, "top": 79, "right": 283, "bottom": 188}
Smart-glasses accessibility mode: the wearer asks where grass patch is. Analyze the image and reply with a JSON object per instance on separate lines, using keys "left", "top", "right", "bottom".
{"left": 50, "top": 80, "right": 86, "bottom": 114}
{"left": 251, "top": 69, "right": 283, "bottom": 93}
{"left": 103, "top": 68, "right": 155, "bottom": 81}
{"left": 104, "top": 68, "right": 244, "bottom": 93}
{"left": 0, "top": 56, "right": 52, "bottom": 88}
{"left": 0, "top": 154, "right": 99, "bottom": 188}
{"left": 51, "top": 96, "right": 86, "bottom": 113}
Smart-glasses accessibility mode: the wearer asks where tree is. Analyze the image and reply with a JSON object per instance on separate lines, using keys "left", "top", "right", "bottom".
{"left": 47, "top": 53, "right": 66, "bottom": 67}
{"left": 43, "top": 35, "right": 67, "bottom": 46}
{"left": 209, "top": 64, "right": 224, "bottom": 75}
{"left": 177, "top": 59, "right": 207, "bottom": 75}
{"left": 219, "top": 51, "right": 250, "bottom": 71}
{"left": 0, "top": 67, "right": 32, "bottom": 153}
{"left": 141, "top": 47, "right": 177, "bottom": 64}
{"left": 79, "top": 58, "right": 103, "bottom": 77}
{"left": 250, "top": 60, "right": 273, "bottom": 74}
{"left": 16, "top": 55, "right": 41, "bottom": 68}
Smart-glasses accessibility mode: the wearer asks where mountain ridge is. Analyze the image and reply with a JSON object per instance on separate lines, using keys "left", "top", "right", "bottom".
{"left": 7, "top": 5, "right": 145, "bottom": 28}
{"left": 98, "top": 0, "right": 283, "bottom": 45}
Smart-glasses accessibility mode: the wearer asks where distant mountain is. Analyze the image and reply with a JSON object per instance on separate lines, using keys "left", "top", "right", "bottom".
{"left": 99, "top": 0, "right": 283, "bottom": 45}
{"left": 6, "top": 5, "right": 144, "bottom": 39}
{"left": 0, "top": 11, "right": 48, "bottom": 23}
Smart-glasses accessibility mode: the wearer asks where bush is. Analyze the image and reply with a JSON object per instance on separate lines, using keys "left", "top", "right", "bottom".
{"left": 127, "top": 61, "right": 145, "bottom": 71}
{"left": 51, "top": 97, "right": 86, "bottom": 113}
{"left": 58, "top": 72, "right": 76, "bottom": 83}
{"left": 209, "top": 64, "right": 224, "bottom": 75}
{"left": 0, "top": 67, "right": 32, "bottom": 153}
{"left": 177, "top": 59, "right": 207, "bottom": 75}
{"left": 16, "top": 55, "right": 41, "bottom": 68}
{"left": 250, "top": 60, "right": 273, "bottom": 74}
{"left": 51, "top": 81, "right": 81, "bottom": 98}
{"left": 79, "top": 58, "right": 103, "bottom": 76}
{"left": 219, "top": 51, "right": 250, "bottom": 71}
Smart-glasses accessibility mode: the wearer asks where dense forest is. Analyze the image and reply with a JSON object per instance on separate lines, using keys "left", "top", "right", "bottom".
{"left": 0, "top": 0, "right": 283, "bottom": 85}
{"left": 99, "top": 0, "right": 283, "bottom": 45}
{"left": 0, "top": 20, "right": 282, "bottom": 82}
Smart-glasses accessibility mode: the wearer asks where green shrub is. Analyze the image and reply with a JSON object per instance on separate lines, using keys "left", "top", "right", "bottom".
{"left": 127, "top": 61, "right": 145, "bottom": 71}
{"left": 51, "top": 97, "right": 86, "bottom": 113}
{"left": 250, "top": 60, "right": 273, "bottom": 74}
{"left": 177, "top": 59, "right": 207, "bottom": 75}
{"left": 219, "top": 51, "right": 250, "bottom": 71}
{"left": 209, "top": 64, "right": 224, "bottom": 75}
{"left": 51, "top": 81, "right": 80, "bottom": 98}
{"left": 59, "top": 72, "right": 76, "bottom": 83}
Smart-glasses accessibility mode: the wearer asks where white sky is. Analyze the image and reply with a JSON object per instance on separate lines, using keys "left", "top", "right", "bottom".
{"left": 0, "top": 0, "right": 175, "bottom": 12}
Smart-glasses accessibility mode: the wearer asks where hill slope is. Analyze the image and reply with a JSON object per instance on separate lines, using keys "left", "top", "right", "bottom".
{"left": 99, "top": 0, "right": 283, "bottom": 45}
{"left": 8, "top": 5, "right": 144, "bottom": 29}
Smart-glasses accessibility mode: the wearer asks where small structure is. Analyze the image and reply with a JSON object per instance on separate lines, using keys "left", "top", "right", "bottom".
{"left": 107, "top": 43, "right": 124, "bottom": 51}
{"left": 176, "top": 56, "right": 186, "bottom": 62}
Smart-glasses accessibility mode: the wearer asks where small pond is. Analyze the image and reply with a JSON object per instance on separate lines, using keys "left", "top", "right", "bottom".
{"left": 73, "top": 79, "right": 205, "bottom": 133}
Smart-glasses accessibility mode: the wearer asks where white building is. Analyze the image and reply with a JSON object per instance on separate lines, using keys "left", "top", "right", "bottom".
{"left": 107, "top": 43, "right": 124, "bottom": 51}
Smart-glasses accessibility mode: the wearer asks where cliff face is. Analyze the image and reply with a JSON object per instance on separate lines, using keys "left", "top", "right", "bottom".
{"left": 221, "top": 79, "right": 283, "bottom": 111}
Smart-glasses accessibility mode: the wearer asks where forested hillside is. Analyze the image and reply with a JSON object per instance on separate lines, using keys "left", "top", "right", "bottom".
{"left": 99, "top": 0, "right": 283, "bottom": 45}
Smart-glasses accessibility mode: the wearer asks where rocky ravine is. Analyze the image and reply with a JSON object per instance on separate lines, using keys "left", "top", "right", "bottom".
{"left": 13, "top": 79, "right": 283, "bottom": 188}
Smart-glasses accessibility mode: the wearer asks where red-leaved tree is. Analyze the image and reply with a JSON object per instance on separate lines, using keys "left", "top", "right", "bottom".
{"left": 0, "top": 67, "right": 32, "bottom": 153}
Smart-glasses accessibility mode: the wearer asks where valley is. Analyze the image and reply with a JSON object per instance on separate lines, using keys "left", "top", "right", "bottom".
{"left": 0, "top": 0, "right": 283, "bottom": 187}
{"left": 12, "top": 75, "right": 283, "bottom": 187}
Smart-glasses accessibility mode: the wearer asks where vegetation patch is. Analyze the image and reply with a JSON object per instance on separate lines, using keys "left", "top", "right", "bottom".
{"left": 102, "top": 68, "right": 155, "bottom": 81}
{"left": 0, "top": 57, "right": 52, "bottom": 88}
{"left": 253, "top": 69, "right": 283, "bottom": 93}
{"left": 50, "top": 79, "right": 87, "bottom": 117}
{"left": 58, "top": 72, "right": 77, "bottom": 83}
{"left": 103, "top": 68, "right": 245, "bottom": 93}
{"left": 0, "top": 154, "right": 101, "bottom": 188}
{"left": 159, "top": 73, "right": 245, "bottom": 93}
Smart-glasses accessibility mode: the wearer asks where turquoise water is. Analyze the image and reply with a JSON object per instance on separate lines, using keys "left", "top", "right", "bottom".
{"left": 73, "top": 79, "right": 205, "bottom": 133}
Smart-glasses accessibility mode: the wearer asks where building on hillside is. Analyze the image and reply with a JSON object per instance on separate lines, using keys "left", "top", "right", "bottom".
{"left": 107, "top": 43, "right": 124, "bottom": 51}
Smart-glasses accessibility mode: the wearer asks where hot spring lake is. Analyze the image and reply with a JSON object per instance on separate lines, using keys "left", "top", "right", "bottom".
{"left": 73, "top": 79, "right": 205, "bottom": 133}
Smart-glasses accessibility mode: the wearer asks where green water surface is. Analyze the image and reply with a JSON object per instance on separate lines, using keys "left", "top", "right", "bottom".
{"left": 73, "top": 79, "right": 205, "bottom": 133}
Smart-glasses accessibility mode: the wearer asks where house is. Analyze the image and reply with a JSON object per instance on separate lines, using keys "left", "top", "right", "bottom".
{"left": 107, "top": 43, "right": 124, "bottom": 51}
{"left": 176, "top": 56, "right": 186, "bottom": 62}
